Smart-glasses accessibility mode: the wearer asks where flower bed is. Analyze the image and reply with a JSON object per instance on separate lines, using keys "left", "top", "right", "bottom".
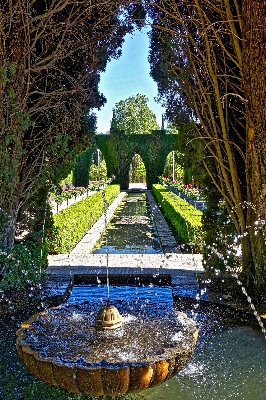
{"left": 47, "top": 185, "right": 120, "bottom": 254}
{"left": 158, "top": 176, "right": 201, "bottom": 201}
{"left": 152, "top": 184, "right": 203, "bottom": 244}
{"left": 49, "top": 177, "right": 114, "bottom": 205}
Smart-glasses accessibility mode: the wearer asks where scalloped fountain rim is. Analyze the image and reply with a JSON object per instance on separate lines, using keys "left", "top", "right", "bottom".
{"left": 16, "top": 303, "right": 198, "bottom": 397}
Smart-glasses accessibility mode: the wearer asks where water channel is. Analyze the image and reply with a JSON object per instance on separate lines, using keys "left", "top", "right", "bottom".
{"left": 93, "top": 192, "right": 162, "bottom": 254}
{"left": 1, "top": 191, "right": 266, "bottom": 399}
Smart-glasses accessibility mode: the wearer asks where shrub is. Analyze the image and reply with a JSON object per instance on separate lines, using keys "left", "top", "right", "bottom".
{"left": 0, "top": 239, "right": 48, "bottom": 290}
{"left": 89, "top": 159, "right": 107, "bottom": 181}
{"left": 47, "top": 185, "right": 120, "bottom": 254}
{"left": 152, "top": 184, "right": 203, "bottom": 244}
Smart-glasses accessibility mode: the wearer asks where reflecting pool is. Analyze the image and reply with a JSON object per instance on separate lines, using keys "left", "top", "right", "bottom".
{"left": 93, "top": 192, "right": 162, "bottom": 254}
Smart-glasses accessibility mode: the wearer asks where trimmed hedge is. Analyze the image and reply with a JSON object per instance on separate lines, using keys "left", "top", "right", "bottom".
{"left": 152, "top": 184, "right": 203, "bottom": 243}
{"left": 95, "top": 130, "right": 178, "bottom": 189}
{"left": 47, "top": 185, "right": 120, "bottom": 254}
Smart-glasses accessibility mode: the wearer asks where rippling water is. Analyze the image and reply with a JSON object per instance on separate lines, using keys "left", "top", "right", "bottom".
{"left": 1, "top": 284, "right": 266, "bottom": 399}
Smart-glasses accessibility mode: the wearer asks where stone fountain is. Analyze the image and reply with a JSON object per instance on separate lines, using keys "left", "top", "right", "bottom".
{"left": 16, "top": 191, "right": 198, "bottom": 396}
{"left": 16, "top": 300, "right": 198, "bottom": 397}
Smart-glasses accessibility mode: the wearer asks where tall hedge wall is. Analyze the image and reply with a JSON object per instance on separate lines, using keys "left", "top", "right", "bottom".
{"left": 95, "top": 130, "right": 178, "bottom": 189}
{"left": 74, "top": 148, "right": 94, "bottom": 187}
{"left": 152, "top": 184, "right": 203, "bottom": 244}
{"left": 47, "top": 185, "right": 120, "bottom": 254}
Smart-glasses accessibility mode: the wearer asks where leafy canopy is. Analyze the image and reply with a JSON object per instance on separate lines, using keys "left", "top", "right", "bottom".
{"left": 110, "top": 94, "right": 159, "bottom": 134}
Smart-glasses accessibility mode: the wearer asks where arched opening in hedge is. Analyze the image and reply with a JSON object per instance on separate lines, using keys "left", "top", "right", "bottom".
{"left": 163, "top": 151, "right": 184, "bottom": 181}
{"left": 129, "top": 153, "right": 146, "bottom": 183}
{"left": 73, "top": 130, "right": 179, "bottom": 189}
{"left": 89, "top": 149, "right": 107, "bottom": 182}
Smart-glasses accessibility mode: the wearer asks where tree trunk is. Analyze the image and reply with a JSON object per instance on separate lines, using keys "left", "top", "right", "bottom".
{"left": 242, "top": 0, "right": 266, "bottom": 288}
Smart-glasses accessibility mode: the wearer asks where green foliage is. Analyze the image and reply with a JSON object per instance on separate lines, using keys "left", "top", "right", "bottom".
{"left": 0, "top": 2, "right": 140, "bottom": 250}
{"left": 148, "top": 13, "right": 212, "bottom": 187}
{"left": 0, "top": 62, "right": 32, "bottom": 206}
{"left": 89, "top": 159, "right": 107, "bottom": 181}
{"left": 0, "top": 61, "right": 17, "bottom": 86}
{"left": 74, "top": 149, "right": 94, "bottom": 187}
{"left": 163, "top": 151, "right": 184, "bottom": 180}
{"left": 110, "top": 94, "right": 159, "bottom": 134}
{"left": 152, "top": 184, "right": 203, "bottom": 244}
{"left": 201, "top": 179, "right": 239, "bottom": 274}
{"left": 47, "top": 185, "right": 120, "bottom": 254}
{"left": 95, "top": 130, "right": 178, "bottom": 189}
{"left": 0, "top": 239, "right": 48, "bottom": 290}
{"left": 183, "top": 167, "right": 192, "bottom": 184}
{"left": 130, "top": 154, "right": 146, "bottom": 182}
{"left": 60, "top": 170, "right": 74, "bottom": 185}
{"left": 167, "top": 120, "right": 204, "bottom": 187}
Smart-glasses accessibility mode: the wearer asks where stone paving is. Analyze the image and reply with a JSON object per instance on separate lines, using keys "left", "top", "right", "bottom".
{"left": 46, "top": 188, "right": 204, "bottom": 300}
{"left": 145, "top": 190, "right": 182, "bottom": 253}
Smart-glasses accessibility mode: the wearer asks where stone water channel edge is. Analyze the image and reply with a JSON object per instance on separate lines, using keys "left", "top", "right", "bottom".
{"left": 46, "top": 188, "right": 204, "bottom": 301}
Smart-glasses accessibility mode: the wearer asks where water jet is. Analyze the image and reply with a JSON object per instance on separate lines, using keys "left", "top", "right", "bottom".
{"left": 16, "top": 298, "right": 198, "bottom": 396}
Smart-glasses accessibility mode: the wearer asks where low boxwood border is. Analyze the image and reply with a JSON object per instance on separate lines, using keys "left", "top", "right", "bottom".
{"left": 152, "top": 184, "right": 203, "bottom": 244}
{"left": 47, "top": 184, "right": 120, "bottom": 254}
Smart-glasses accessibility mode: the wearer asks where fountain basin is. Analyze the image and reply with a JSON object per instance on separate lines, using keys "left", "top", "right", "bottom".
{"left": 16, "top": 302, "right": 198, "bottom": 397}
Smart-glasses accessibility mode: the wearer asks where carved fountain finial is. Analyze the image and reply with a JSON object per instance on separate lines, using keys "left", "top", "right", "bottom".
{"left": 95, "top": 303, "right": 123, "bottom": 330}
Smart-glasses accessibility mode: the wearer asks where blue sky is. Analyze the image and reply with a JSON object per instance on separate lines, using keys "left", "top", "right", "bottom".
{"left": 94, "top": 27, "right": 165, "bottom": 133}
